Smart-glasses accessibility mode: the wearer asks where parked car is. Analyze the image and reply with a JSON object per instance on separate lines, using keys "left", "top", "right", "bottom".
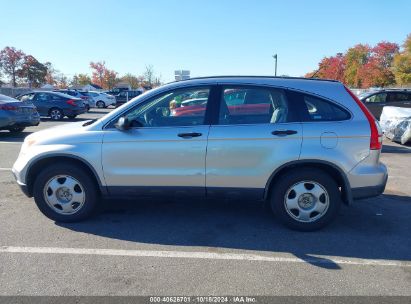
{"left": 54, "top": 90, "right": 92, "bottom": 111}
{"left": 12, "top": 76, "right": 387, "bottom": 231}
{"left": 80, "top": 91, "right": 116, "bottom": 108}
{"left": 16, "top": 91, "right": 86, "bottom": 120}
{"left": 115, "top": 90, "right": 142, "bottom": 107}
{"left": 359, "top": 89, "right": 411, "bottom": 119}
{"left": 105, "top": 88, "right": 129, "bottom": 96}
{"left": 0, "top": 94, "right": 40, "bottom": 133}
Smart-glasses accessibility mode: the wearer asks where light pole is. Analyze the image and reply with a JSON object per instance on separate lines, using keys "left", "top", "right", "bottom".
{"left": 272, "top": 54, "right": 278, "bottom": 76}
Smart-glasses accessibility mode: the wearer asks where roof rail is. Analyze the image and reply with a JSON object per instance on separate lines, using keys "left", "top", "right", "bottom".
{"left": 174, "top": 75, "right": 340, "bottom": 83}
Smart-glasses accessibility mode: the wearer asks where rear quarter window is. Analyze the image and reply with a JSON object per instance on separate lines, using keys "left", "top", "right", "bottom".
{"left": 302, "top": 95, "right": 351, "bottom": 122}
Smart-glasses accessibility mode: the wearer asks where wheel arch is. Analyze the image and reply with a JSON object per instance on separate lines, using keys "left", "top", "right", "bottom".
{"left": 25, "top": 154, "right": 106, "bottom": 197}
{"left": 264, "top": 160, "right": 353, "bottom": 205}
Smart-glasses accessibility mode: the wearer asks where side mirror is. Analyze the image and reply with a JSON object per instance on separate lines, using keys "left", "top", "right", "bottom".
{"left": 115, "top": 116, "right": 131, "bottom": 131}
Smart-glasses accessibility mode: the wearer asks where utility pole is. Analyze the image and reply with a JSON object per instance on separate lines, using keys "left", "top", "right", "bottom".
{"left": 272, "top": 54, "right": 278, "bottom": 76}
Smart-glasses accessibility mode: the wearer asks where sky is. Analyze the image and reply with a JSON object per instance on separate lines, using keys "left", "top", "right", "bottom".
{"left": 1, "top": 0, "right": 410, "bottom": 83}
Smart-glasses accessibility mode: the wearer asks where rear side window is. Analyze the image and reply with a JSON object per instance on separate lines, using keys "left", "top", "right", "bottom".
{"left": 218, "top": 86, "right": 294, "bottom": 125}
{"left": 302, "top": 95, "right": 351, "bottom": 122}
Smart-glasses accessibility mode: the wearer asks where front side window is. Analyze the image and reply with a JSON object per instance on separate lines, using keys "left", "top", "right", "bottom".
{"left": 365, "top": 93, "right": 387, "bottom": 103}
{"left": 302, "top": 95, "right": 350, "bottom": 121}
{"left": 20, "top": 93, "right": 35, "bottom": 102}
{"left": 218, "top": 86, "right": 290, "bottom": 125}
{"left": 123, "top": 87, "right": 210, "bottom": 127}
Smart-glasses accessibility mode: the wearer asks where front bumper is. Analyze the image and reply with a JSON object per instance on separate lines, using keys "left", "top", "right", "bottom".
{"left": 12, "top": 167, "right": 31, "bottom": 197}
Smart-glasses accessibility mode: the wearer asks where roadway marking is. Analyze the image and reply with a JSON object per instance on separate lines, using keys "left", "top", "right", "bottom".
{"left": 0, "top": 168, "right": 12, "bottom": 171}
{"left": 0, "top": 141, "right": 22, "bottom": 144}
{"left": 0, "top": 246, "right": 410, "bottom": 267}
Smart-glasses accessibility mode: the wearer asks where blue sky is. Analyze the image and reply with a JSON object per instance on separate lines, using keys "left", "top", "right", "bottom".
{"left": 1, "top": 0, "right": 410, "bottom": 82}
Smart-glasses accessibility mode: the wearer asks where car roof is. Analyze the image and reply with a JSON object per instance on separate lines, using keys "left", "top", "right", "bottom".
{"left": 22, "top": 90, "right": 78, "bottom": 99}
{"left": 0, "top": 94, "right": 20, "bottom": 104}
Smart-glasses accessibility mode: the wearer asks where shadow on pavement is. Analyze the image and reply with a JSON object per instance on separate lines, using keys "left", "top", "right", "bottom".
{"left": 57, "top": 193, "right": 411, "bottom": 270}
{"left": 0, "top": 131, "right": 32, "bottom": 142}
{"left": 382, "top": 143, "right": 411, "bottom": 154}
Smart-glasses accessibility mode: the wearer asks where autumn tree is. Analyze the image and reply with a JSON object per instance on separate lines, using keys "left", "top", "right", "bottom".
{"left": 0, "top": 46, "right": 25, "bottom": 87}
{"left": 44, "top": 62, "right": 58, "bottom": 85}
{"left": 55, "top": 73, "right": 69, "bottom": 89}
{"left": 392, "top": 34, "right": 411, "bottom": 85}
{"left": 78, "top": 74, "right": 91, "bottom": 86}
{"left": 121, "top": 73, "right": 140, "bottom": 89}
{"left": 90, "top": 61, "right": 118, "bottom": 89}
{"left": 18, "top": 55, "right": 47, "bottom": 88}
{"left": 343, "top": 44, "right": 371, "bottom": 88}
{"left": 314, "top": 53, "right": 345, "bottom": 81}
{"left": 359, "top": 42, "right": 399, "bottom": 88}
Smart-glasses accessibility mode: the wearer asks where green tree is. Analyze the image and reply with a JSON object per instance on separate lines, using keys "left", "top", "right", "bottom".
{"left": 392, "top": 34, "right": 411, "bottom": 85}
{"left": 121, "top": 73, "right": 140, "bottom": 89}
{"left": 18, "top": 55, "right": 47, "bottom": 88}
{"left": 344, "top": 44, "right": 371, "bottom": 88}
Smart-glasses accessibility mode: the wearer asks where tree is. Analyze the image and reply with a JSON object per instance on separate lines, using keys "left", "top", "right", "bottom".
{"left": 90, "top": 61, "right": 118, "bottom": 89}
{"left": 344, "top": 44, "right": 371, "bottom": 88}
{"left": 314, "top": 53, "right": 345, "bottom": 81}
{"left": 18, "top": 55, "right": 47, "bottom": 88}
{"left": 78, "top": 74, "right": 91, "bottom": 86}
{"left": 359, "top": 42, "right": 399, "bottom": 88}
{"left": 0, "top": 46, "right": 25, "bottom": 87}
{"left": 55, "top": 73, "right": 68, "bottom": 89}
{"left": 393, "top": 34, "right": 411, "bottom": 85}
{"left": 44, "top": 62, "right": 58, "bottom": 86}
{"left": 143, "top": 65, "right": 155, "bottom": 86}
{"left": 121, "top": 73, "right": 140, "bottom": 89}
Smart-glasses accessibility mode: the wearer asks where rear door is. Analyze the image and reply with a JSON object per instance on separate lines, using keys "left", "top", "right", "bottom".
{"left": 387, "top": 92, "right": 411, "bottom": 109}
{"left": 32, "top": 93, "right": 52, "bottom": 115}
{"left": 205, "top": 85, "right": 302, "bottom": 199}
{"left": 363, "top": 92, "right": 387, "bottom": 119}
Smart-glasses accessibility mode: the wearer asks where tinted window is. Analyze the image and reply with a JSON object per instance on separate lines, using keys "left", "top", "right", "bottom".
{"left": 389, "top": 92, "right": 410, "bottom": 101}
{"left": 218, "top": 87, "right": 290, "bottom": 125}
{"left": 19, "top": 93, "right": 35, "bottom": 102}
{"left": 365, "top": 93, "right": 387, "bottom": 103}
{"left": 124, "top": 87, "right": 210, "bottom": 127}
{"left": 302, "top": 95, "right": 350, "bottom": 121}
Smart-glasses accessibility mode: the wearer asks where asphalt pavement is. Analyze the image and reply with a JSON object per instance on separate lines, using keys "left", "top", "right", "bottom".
{"left": 0, "top": 109, "right": 410, "bottom": 296}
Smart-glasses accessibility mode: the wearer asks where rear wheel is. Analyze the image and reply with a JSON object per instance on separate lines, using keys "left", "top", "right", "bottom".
{"left": 96, "top": 101, "right": 105, "bottom": 108}
{"left": 8, "top": 126, "right": 25, "bottom": 133}
{"left": 270, "top": 168, "right": 341, "bottom": 231}
{"left": 49, "top": 108, "right": 63, "bottom": 121}
{"left": 33, "top": 164, "right": 99, "bottom": 222}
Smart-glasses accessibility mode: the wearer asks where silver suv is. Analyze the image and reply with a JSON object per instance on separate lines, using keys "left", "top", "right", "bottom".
{"left": 12, "top": 77, "right": 388, "bottom": 231}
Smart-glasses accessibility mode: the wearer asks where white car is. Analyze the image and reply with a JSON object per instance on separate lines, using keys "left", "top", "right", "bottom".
{"left": 81, "top": 91, "right": 116, "bottom": 108}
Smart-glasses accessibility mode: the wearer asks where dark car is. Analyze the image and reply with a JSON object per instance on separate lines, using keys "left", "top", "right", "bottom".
{"left": 115, "top": 90, "right": 142, "bottom": 107}
{"left": 105, "top": 88, "right": 129, "bottom": 96}
{"left": 360, "top": 89, "right": 411, "bottom": 119}
{"left": 16, "top": 91, "right": 86, "bottom": 120}
{"left": 0, "top": 94, "right": 40, "bottom": 133}
{"left": 54, "top": 90, "right": 92, "bottom": 111}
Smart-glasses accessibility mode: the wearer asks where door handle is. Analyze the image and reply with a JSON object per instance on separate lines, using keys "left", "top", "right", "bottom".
{"left": 178, "top": 132, "right": 202, "bottom": 138}
{"left": 272, "top": 130, "right": 298, "bottom": 136}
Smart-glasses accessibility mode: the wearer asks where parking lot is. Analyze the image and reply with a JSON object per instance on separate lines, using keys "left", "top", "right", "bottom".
{"left": 0, "top": 109, "right": 410, "bottom": 296}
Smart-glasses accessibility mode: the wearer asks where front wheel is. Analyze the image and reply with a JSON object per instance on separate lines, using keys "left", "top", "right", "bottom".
{"left": 270, "top": 168, "right": 341, "bottom": 231}
{"left": 33, "top": 164, "right": 99, "bottom": 222}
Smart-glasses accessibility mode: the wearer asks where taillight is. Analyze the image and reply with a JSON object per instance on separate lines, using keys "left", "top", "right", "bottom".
{"left": 66, "top": 99, "right": 77, "bottom": 106}
{"left": 0, "top": 105, "right": 18, "bottom": 111}
{"left": 344, "top": 86, "right": 382, "bottom": 150}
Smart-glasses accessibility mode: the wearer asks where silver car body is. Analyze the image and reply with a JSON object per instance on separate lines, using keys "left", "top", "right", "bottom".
{"left": 13, "top": 77, "right": 387, "bottom": 202}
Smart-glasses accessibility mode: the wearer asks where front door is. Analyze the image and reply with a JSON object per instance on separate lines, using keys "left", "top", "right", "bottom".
{"left": 206, "top": 85, "right": 303, "bottom": 199}
{"left": 102, "top": 86, "right": 214, "bottom": 197}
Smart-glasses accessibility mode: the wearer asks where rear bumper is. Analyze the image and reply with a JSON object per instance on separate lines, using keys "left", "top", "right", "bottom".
{"left": 351, "top": 173, "right": 388, "bottom": 200}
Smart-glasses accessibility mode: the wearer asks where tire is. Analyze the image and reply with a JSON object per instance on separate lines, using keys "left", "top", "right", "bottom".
{"left": 49, "top": 108, "right": 64, "bottom": 121}
{"left": 86, "top": 105, "right": 90, "bottom": 112}
{"left": 67, "top": 115, "right": 77, "bottom": 120}
{"left": 270, "top": 168, "right": 341, "bottom": 231}
{"left": 96, "top": 101, "right": 105, "bottom": 108}
{"left": 8, "top": 126, "right": 25, "bottom": 133}
{"left": 33, "top": 164, "right": 99, "bottom": 222}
